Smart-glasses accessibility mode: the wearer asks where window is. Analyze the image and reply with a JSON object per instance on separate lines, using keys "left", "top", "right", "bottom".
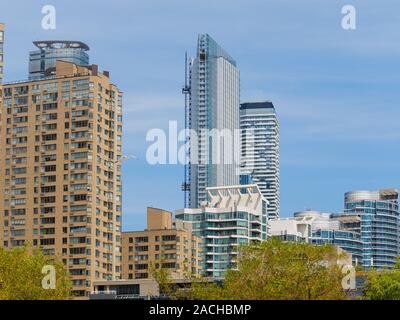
{"left": 162, "top": 235, "right": 176, "bottom": 242}
{"left": 43, "top": 103, "right": 58, "bottom": 111}
{"left": 135, "top": 264, "right": 148, "bottom": 270}
{"left": 135, "top": 246, "right": 148, "bottom": 252}
{"left": 135, "top": 237, "right": 148, "bottom": 243}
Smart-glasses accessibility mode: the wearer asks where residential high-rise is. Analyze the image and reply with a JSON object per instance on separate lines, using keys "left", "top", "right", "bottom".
{"left": 121, "top": 207, "right": 202, "bottom": 280}
{"left": 0, "top": 23, "right": 4, "bottom": 83}
{"left": 0, "top": 58, "right": 123, "bottom": 297}
{"left": 343, "top": 189, "right": 400, "bottom": 269}
{"left": 29, "top": 41, "right": 90, "bottom": 80}
{"left": 176, "top": 184, "right": 268, "bottom": 278}
{"left": 186, "top": 34, "right": 240, "bottom": 208}
{"left": 240, "top": 101, "right": 280, "bottom": 219}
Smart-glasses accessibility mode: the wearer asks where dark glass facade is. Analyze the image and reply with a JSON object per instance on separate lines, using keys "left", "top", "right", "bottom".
{"left": 28, "top": 41, "right": 89, "bottom": 80}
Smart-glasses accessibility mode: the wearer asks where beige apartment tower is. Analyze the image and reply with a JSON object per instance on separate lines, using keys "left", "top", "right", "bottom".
{"left": 121, "top": 208, "right": 202, "bottom": 280}
{"left": 0, "top": 57, "right": 123, "bottom": 297}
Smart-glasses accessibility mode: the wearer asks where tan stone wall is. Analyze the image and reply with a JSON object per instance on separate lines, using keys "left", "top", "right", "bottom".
{"left": 147, "top": 207, "right": 172, "bottom": 230}
{"left": 121, "top": 208, "right": 202, "bottom": 280}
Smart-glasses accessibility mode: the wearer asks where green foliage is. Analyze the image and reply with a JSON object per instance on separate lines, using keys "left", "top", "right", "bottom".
{"left": 149, "top": 262, "right": 194, "bottom": 300}
{"left": 363, "top": 259, "right": 400, "bottom": 300}
{"left": 149, "top": 262, "right": 174, "bottom": 297}
{"left": 0, "top": 245, "right": 72, "bottom": 300}
{"left": 191, "top": 239, "right": 348, "bottom": 300}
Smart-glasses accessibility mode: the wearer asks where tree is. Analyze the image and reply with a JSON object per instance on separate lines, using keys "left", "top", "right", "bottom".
{"left": 149, "top": 262, "right": 174, "bottom": 298}
{"left": 149, "top": 261, "right": 194, "bottom": 300}
{"left": 0, "top": 245, "right": 72, "bottom": 300}
{"left": 191, "top": 239, "right": 349, "bottom": 300}
{"left": 362, "top": 259, "right": 400, "bottom": 300}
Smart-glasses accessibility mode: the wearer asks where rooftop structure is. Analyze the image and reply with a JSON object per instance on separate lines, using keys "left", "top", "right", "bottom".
{"left": 29, "top": 40, "right": 90, "bottom": 80}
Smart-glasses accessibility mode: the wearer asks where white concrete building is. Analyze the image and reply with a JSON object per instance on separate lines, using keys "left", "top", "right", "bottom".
{"left": 269, "top": 210, "right": 339, "bottom": 241}
{"left": 176, "top": 184, "right": 268, "bottom": 278}
{"left": 269, "top": 210, "right": 362, "bottom": 266}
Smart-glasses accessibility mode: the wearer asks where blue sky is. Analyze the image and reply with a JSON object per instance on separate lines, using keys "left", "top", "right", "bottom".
{"left": 1, "top": 0, "right": 400, "bottom": 231}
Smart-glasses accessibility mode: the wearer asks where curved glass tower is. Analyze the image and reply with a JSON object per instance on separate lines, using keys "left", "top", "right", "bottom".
{"left": 29, "top": 41, "right": 89, "bottom": 80}
{"left": 344, "top": 189, "right": 400, "bottom": 269}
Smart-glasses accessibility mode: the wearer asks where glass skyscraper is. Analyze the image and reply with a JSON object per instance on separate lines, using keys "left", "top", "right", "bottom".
{"left": 187, "top": 34, "right": 240, "bottom": 208}
{"left": 343, "top": 189, "right": 400, "bottom": 269}
{"left": 0, "top": 23, "right": 4, "bottom": 83}
{"left": 240, "top": 102, "right": 280, "bottom": 219}
{"left": 28, "top": 40, "right": 89, "bottom": 80}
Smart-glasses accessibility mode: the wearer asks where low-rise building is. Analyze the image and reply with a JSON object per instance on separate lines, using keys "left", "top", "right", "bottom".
{"left": 121, "top": 207, "right": 202, "bottom": 281}
{"left": 90, "top": 277, "right": 216, "bottom": 300}
{"left": 269, "top": 210, "right": 362, "bottom": 266}
{"left": 269, "top": 188, "right": 400, "bottom": 269}
{"left": 90, "top": 279, "right": 159, "bottom": 300}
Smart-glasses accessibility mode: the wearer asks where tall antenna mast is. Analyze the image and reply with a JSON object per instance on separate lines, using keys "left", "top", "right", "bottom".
{"left": 181, "top": 52, "right": 191, "bottom": 207}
